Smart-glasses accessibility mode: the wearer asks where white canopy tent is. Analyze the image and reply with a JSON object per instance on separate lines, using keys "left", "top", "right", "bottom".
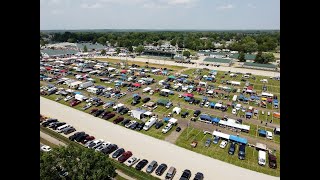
{"left": 212, "top": 131, "right": 230, "bottom": 140}
{"left": 172, "top": 107, "right": 181, "bottom": 114}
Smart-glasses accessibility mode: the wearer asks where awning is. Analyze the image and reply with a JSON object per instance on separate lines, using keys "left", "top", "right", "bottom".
{"left": 144, "top": 111, "right": 152, "bottom": 116}
{"left": 168, "top": 75, "right": 176, "bottom": 79}
{"left": 211, "top": 117, "right": 220, "bottom": 123}
{"left": 163, "top": 117, "right": 170, "bottom": 122}
{"left": 212, "top": 131, "right": 230, "bottom": 140}
{"left": 229, "top": 135, "right": 248, "bottom": 145}
{"left": 258, "top": 129, "right": 267, "bottom": 136}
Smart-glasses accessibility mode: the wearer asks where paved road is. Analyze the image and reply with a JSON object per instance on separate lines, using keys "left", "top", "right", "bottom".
{"left": 41, "top": 97, "right": 279, "bottom": 180}
{"left": 95, "top": 56, "right": 280, "bottom": 77}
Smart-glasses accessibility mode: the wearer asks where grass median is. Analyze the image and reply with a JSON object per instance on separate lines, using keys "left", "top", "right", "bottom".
{"left": 40, "top": 126, "right": 160, "bottom": 180}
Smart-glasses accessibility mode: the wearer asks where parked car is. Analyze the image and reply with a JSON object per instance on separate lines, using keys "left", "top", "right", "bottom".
{"left": 155, "top": 122, "right": 164, "bottom": 129}
{"left": 135, "top": 159, "right": 148, "bottom": 171}
{"left": 176, "top": 126, "right": 182, "bottom": 132}
{"left": 121, "top": 119, "right": 131, "bottom": 126}
{"left": 42, "top": 119, "right": 58, "bottom": 127}
{"left": 89, "top": 108, "right": 98, "bottom": 114}
{"left": 100, "top": 110, "right": 112, "bottom": 118}
{"left": 213, "top": 136, "right": 220, "bottom": 144}
{"left": 120, "top": 108, "right": 129, "bottom": 115}
{"left": 82, "top": 103, "right": 92, "bottom": 110}
{"left": 193, "top": 110, "right": 201, "bottom": 117}
{"left": 81, "top": 135, "right": 95, "bottom": 144}
{"left": 238, "top": 144, "right": 246, "bottom": 160}
{"left": 268, "top": 153, "right": 277, "bottom": 169}
{"left": 125, "top": 120, "right": 137, "bottom": 128}
{"left": 181, "top": 112, "right": 189, "bottom": 118}
{"left": 104, "top": 113, "right": 115, "bottom": 120}
{"left": 93, "top": 109, "right": 104, "bottom": 117}
{"left": 129, "top": 122, "right": 139, "bottom": 129}
{"left": 193, "top": 172, "right": 204, "bottom": 180}
{"left": 69, "top": 132, "right": 85, "bottom": 141}
{"left": 70, "top": 99, "right": 81, "bottom": 107}
{"left": 205, "top": 138, "right": 211, "bottom": 147}
{"left": 131, "top": 101, "right": 140, "bottom": 106}
{"left": 180, "top": 169, "right": 192, "bottom": 180}
{"left": 118, "top": 151, "right": 133, "bottom": 163}
{"left": 135, "top": 122, "right": 145, "bottom": 131}
{"left": 113, "top": 116, "right": 124, "bottom": 124}
{"left": 228, "top": 142, "right": 236, "bottom": 155}
{"left": 95, "top": 142, "right": 111, "bottom": 152}
{"left": 41, "top": 145, "right": 52, "bottom": 152}
{"left": 75, "top": 133, "right": 89, "bottom": 143}
{"left": 220, "top": 140, "right": 228, "bottom": 149}
{"left": 95, "top": 101, "right": 104, "bottom": 107}
{"left": 165, "top": 166, "right": 177, "bottom": 180}
{"left": 155, "top": 163, "right": 168, "bottom": 176}
{"left": 112, "top": 148, "right": 125, "bottom": 158}
{"left": 146, "top": 160, "right": 158, "bottom": 173}
{"left": 86, "top": 139, "right": 104, "bottom": 149}
{"left": 125, "top": 157, "right": 140, "bottom": 167}
{"left": 51, "top": 122, "right": 66, "bottom": 130}
{"left": 142, "top": 97, "right": 151, "bottom": 103}
{"left": 101, "top": 144, "right": 118, "bottom": 155}
{"left": 232, "top": 109, "right": 237, "bottom": 115}
{"left": 62, "top": 126, "right": 76, "bottom": 135}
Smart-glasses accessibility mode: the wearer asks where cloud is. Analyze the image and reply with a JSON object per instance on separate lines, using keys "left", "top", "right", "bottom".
{"left": 247, "top": 3, "right": 256, "bottom": 9}
{"left": 167, "top": 0, "right": 196, "bottom": 5}
{"left": 81, "top": 3, "right": 103, "bottom": 9}
{"left": 51, "top": 9, "right": 63, "bottom": 15}
{"left": 216, "top": 4, "right": 234, "bottom": 10}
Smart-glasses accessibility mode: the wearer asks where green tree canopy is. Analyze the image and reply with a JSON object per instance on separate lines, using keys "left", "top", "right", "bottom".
{"left": 67, "top": 38, "right": 76, "bottom": 43}
{"left": 101, "top": 49, "right": 106, "bottom": 55}
{"left": 183, "top": 51, "right": 191, "bottom": 58}
{"left": 128, "top": 46, "right": 133, "bottom": 52}
{"left": 40, "top": 145, "right": 116, "bottom": 180}
{"left": 135, "top": 45, "right": 145, "bottom": 54}
{"left": 116, "top": 47, "right": 120, "bottom": 54}
{"left": 238, "top": 51, "right": 246, "bottom": 62}
{"left": 97, "top": 36, "right": 107, "bottom": 45}
{"left": 254, "top": 52, "right": 275, "bottom": 64}
{"left": 83, "top": 45, "right": 88, "bottom": 52}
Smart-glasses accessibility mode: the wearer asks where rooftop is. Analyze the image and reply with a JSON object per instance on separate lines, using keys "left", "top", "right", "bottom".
{"left": 204, "top": 58, "right": 232, "bottom": 63}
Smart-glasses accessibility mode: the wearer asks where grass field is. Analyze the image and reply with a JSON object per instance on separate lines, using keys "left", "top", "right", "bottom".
{"left": 175, "top": 128, "right": 280, "bottom": 177}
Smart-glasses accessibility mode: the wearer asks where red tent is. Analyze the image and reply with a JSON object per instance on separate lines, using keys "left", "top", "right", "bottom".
{"left": 60, "top": 69, "right": 67, "bottom": 73}
{"left": 45, "top": 66, "right": 52, "bottom": 70}
{"left": 120, "top": 70, "right": 127, "bottom": 73}
{"left": 247, "top": 86, "right": 253, "bottom": 90}
{"left": 183, "top": 93, "right": 194, "bottom": 97}
{"left": 132, "top": 83, "right": 141, "bottom": 87}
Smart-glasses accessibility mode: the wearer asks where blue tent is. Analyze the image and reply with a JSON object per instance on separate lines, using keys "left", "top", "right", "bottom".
{"left": 133, "top": 94, "right": 139, "bottom": 97}
{"left": 229, "top": 135, "right": 248, "bottom": 145}
{"left": 273, "top": 99, "right": 278, "bottom": 104}
{"left": 211, "top": 117, "right": 220, "bottom": 123}
{"left": 163, "top": 117, "right": 170, "bottom": 122}
{"left": 238, "top": 94, "right": 244, "bottom": 100}
{"left": 74, "top": 91, "right": 82, "bottom": 95}
{"left": 95, "top": 85, "right": 105, "bottom": 89}
{"left": 258, "top": 129, "right": 267, "bottom": 136}
{"left": 184, "top": 97, "right": 191, "bottom": 101}
{"left": 243, "top": 97, "right": 249, "bottom": 101}
{"left": 206, "top": 77, "right": 213, "bottom": 81}
{"left": 210, "top": 102, "right": 216, "bottom": 107}
{"left": 250, "top": 95, "right": 257, "bottom": 100}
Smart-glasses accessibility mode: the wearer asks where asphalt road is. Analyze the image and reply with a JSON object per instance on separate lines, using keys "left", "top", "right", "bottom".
{"left": 41, "top": 96, "right": 279, "bottom": 180}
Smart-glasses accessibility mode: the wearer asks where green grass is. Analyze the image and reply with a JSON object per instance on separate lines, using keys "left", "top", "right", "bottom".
{"left": 40, "top": 126, "right": 160, "bottom": 180}
{"left": 115, "top": 175, "right": 127, "bottom": 180}
{"left": 175, "top": 128, "right": 280, "bottom": 177}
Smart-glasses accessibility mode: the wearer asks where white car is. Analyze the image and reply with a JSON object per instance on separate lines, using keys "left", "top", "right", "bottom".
{"left": 124, "top": 157, "right": 140, "bottom": 166}
{"left": 235, "top": 104, "right": 242, "bottom": 111}
{"left": 64, "top": 96, "right": 73, "bottom": 102}
{"left": 85, "top": 139, "right": 104, "bottom": 148}
{"left": 41, "top": 145, "right": 52, "bottom": 152}
{"left": 266, "top": 131, "right": 273, "bottom": 140}
{"left": 95, "top": 142, "right": 111, "bottom": 152}
{"left": 178, "top": 94, "right": 182, "bottom": 98}
{"left": 267, "top": 112, "right": 270, "bottom": 116}
{"left": 232, "top": 109, "right": 237, "bottom": 115}
{"left": 219, "top": 140, "right": 228, "bottom": 149}
{"left": 204, "top": 102, "right": 210, "bottom": 108}
{"left": 125, "top": 120, "right": 137, "bottom": 128}
{"left": 162, "top": 123, "right": 173, "bottom": 133}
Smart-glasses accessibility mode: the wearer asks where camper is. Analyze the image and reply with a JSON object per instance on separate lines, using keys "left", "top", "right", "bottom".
{"left": 143, "top": 116, "right": 157, "bottom": 130}
{"left": 69, "top": 81, "right": 82, "bottom": 89}
{"left": 143, "top": 87, "right": 152, "bottom": 93}
{"left": 75, "top": 94, "right": 87, "bottom": 101}
{"left": 232, "top": 95, "right": 238, "bottom": 102}
{"left": 230, "top": 81, "right": 241, "bottom": 86}
{"left": 86, "top": 87, "right": 100, "bottom": 94}
{"left": 78, "top": 81, "right": 94, "bottom": 90}
{"left": 56, "top": 124, "right": 71, "bottom": 133}
{"left": 258, "top": 150, "right": 266, "bottom": 166}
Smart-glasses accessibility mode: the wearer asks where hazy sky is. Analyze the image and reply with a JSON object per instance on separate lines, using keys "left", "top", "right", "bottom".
{"left": 40, "top": 0, "right": 280, "bottom": 30}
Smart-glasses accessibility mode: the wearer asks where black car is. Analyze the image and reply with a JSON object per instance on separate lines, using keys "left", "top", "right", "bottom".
{"left": 42, "top": 119, "right": 58, "bottom": 127}
{"left": 120, "top": 108, "right": 129, "bottom": 115}
{"left": 176, "top": 127, "right": 181, "bottom": 132}
{"left": 121, "top": 119, "right": 131, "bottom": 126}
{"left": 95, "top": 101, "right": 104, "bottom": 107}
{"left": 193, "top": 172, "right": 204, "bottom": 180}
{"left": 193, "top": 110, "right": 201, "bottom": 117}
{"left": 228, "top": 142, "right": 236, "bottom": 155}
{"left": 142, "top": 97, "right": 151, "bottom": 103}
{"left": 181, "top": 112, "right": 189, "bottom": 118}
{"left": 69, "top": 132, "right": 85, "bottom": 141}
{"left": 155, "top": 122, "right": 164, "bottom": 129}
{"left": 193, "top": 99, "right": 200, "bottom": 105}
{"left": 135, "top": 159, "right": 148, "bottom": 171}
{"left": 180, "top": 169, "right": 191, "bottom": 180}
{"left": 238, "top": 144, "right": 246, "bottom": 160}
{"left": 135, "top": 122, "right": 145, "bottom": 131}
{"left": 93, "top": 109, "right": 104, "bottom": 117}
{"left": 131, "top": 101, "right": 140, "bottom": 106}
{"left": 155, "top": 163, "right": 168, "bottom": 176}
{"left": 100, "top": 111, "right": 111, "bottom": 118}
{"left": 101, "top": 144, "right": 118, "bottom": 155}
{"left": 133, "top": 96, "right": 141, "bottom": 101}
{"left": 129, "top": 122, "right": 139, "bottom": 129}
{"left": 63, "top": 127, "right": 76, "bottom": 135}
{"left": 75, "top": 133, "right": 89, "bottom": 142}
{"left": 112, "top": 148, "right": 125, "bottom": 158}
{"left": 51, "top": 122, "right": 66, "bottom": 130}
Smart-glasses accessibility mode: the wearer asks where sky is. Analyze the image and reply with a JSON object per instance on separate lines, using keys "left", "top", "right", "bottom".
{"left": 40, "top": 0, "right": 280, "bottom": 30}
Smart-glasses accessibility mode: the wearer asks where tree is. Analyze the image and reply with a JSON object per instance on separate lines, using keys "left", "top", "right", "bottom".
{"left": 83, "top": 45, "right": 88, "bottom": 52}
{"left": 116, "top": 47, "right": 120, "bottom": 54}
{"left": 183, "top": 51, "right": 191, "bottom": 58}
{"left": 97, "top": 36, "right": 107, "bottom": 45}
{"left": 254, "top": 52, "right": 275, "bottom": 64}
{"left": 67, "top": 38, "right": 75, "bottom": 43}
{"left": 128, "top": 46, "right": 133, "bottom": 52}
{"left": 40, "top": 145, "right": 116, "bottom": 180}
{"left": 101, "top": 49, "right": 106, "bottom": 55}
{"left": 238, "top": 51, "right": 246, "bottom": 62}
{"left": 254, "top": 51, "right": 263, "bottom": 63}
{"left": 170, "top": 38, "right": 177, "bottom": 46}
{"left": 135, "top": 45, "right": 144, "bottom": 54}
{"left": 40, "top": 40, "right": 46, "bottom": 47}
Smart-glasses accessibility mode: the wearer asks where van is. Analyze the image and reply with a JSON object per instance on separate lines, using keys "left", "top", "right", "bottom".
{"left": 266, "top": 131, "right": 273, "bottom": 140}
{"left": 238, "top": 144, "right": 246, "bottom": 160}
{"left": 232, "top": 95, "right": 237, "bottom": 102}
{"left": 143, "top": 117, "right": 157, "bottom": 131}
{"left": 165, "top": 166, "right": 176, "bottom": 180}
{"left": 146, "top": 160, "right": 158, "bottom": 173}
{"left": 258, "top": 150, "right": 266, "bottom": 166}
{"left": 56, "top": 124, "right": 70, "bottom": 133}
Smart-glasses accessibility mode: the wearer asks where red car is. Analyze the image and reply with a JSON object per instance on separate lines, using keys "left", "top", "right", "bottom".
{"left": 118, "top": 151, "right": 133, "bottom": 163}
{"left": 81, "top": 135, "right": 95, "bottom": 144}
{"left": 89, "top": 109, "right": 98, "bottom": 114}
{"left": 70, "top": 100, "right": 81, "bottom": 107}
{"left": 104, "top": 113, "right": 116, "bottom": 120}
{"left": 113, "top": 116, "right": 124, "bottom": 124}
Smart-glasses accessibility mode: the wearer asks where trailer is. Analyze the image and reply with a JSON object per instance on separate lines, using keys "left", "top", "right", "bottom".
{"left": 143, "top": 116, "right": 157, "bottom": 130}
{"left": 78, "top": 81, "right": 94, "bottom": 90}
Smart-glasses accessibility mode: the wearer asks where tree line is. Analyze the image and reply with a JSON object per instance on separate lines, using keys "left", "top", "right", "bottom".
{"left": 41, "top": 31, "right": 280, "bottom": 53}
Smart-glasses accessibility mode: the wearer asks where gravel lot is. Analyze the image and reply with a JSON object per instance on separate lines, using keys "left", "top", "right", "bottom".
{"left": 41, "top": 97, "right": 279, "bottom": 180}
